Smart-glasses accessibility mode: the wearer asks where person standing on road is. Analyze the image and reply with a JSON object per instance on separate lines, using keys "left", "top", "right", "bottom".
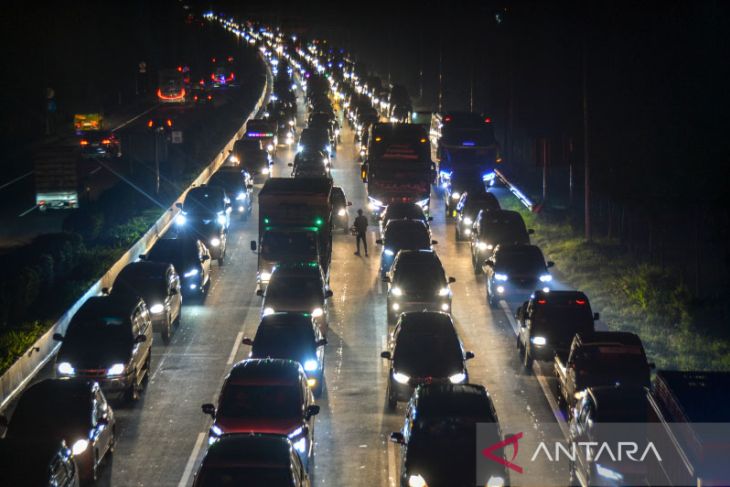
{"left": 353, "top": 209, "right": 368, "bottom": 256}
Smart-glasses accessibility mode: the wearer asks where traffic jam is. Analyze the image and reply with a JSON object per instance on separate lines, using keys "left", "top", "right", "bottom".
{"left": 2, "top": 11, "right": 729, "bottom": 487}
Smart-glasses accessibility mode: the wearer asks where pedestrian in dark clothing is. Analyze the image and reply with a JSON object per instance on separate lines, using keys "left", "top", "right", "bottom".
{"left": 353, "top": 209, "right": 368, "bottom": 256}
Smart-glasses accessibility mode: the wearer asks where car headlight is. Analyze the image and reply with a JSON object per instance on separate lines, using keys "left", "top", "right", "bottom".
{"left": 539, "top": 274, "right": 553, "bottom": 282}
{"left": 261, "top": 167, "right": 270, "bottom": 175}
{"left": 107, "top": 363, "right": 125, "bottom": 376}
{"left": 337, "top": 208, "right": 346, "bottom": 216}
{"left": 477, "top": 242, "right": 493, "bottom": 251}
{"left": 71, "top": 439, "right": 89, "bottom": 456}
{"left": 494, "top": 273, "right": 508, "bottom": 281}
{"left": 392, "top": 371, "right": 410, "bottom": 384}
{"left": 531, "top": 336, "right": 547, "bottom": 346}
{"left": 392, "top": 303, "right": 400, "bottom": 311}
{"left": 210, "top": 237, "right": 221, "bottom": 247}
{"left": 408, "top": 474, "right": 427, "bottom": 487}
{"left": 325, "top": 144, "right": 331, "bottom": 152}
{"left": 266, "top": 143, "right": 274, "bottom": 151}
{"left": 184, "top": 268, "right": 199, "bottom": 278}
{"left": 451, "top": 192, "right": 461, "bottom": 200}
{"left": 57, "top": 362, "right": 75, "bottom": 375}
{"left": 260, "top": 271, "right": 271, "bottom": 282}
{"left": 596, "top": 464, "right": 623, "bottom": 481}
{"left": 263, "top": 307, "right": 275, "bottom": 316}
{"left": 440, "top": 302, "right": 450, "bottom": 311}
{"left": 311, "top": 307, "right": 324, "bottom": 318}
{"left": 391, "top": 286, "right": 403, "bottom": 297}
{"left": 210, "top": 425, "right": 223, "bottom": 437}
{"left": 149, "top": 303, "right": 164, "bottom": 314}
{"left": 175, "top": 214, "right": 186, "bottom": 225}
{"left": 449, "top": 372, "right": 466, "bottom": 384}
{"left": 463, "top": 217, "right": 472, "bottom": 225}
{"left": 228, "top": 155, "right": 239, "bottom": 163}
{"left": 487, "top": 476, "right": 506, "bottom": 487}
{"left": 292, "top": 436, "right": 306, "bottom": 453}
{"left": 303, "top": 359, "right": 318, "bottom": 371}
{"left": 437, "top": 287, "right": 449, "bottom": 296}
{"left": 216, "top": 213, "right": 227, "bottom": 225}
{"left": 236, "top": 192, "right": 246, "bottom": 201}
{"left": 384, "top": 248, "right": 394, "bottom": 256}
{"left": 415, "top": 198, "right": 429, "bottom": 208}
{"left": 368, "top": 197, "right": 384, "bottom": 208}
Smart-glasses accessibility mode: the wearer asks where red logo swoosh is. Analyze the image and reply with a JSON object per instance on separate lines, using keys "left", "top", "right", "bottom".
{"left": 481, "top": 432, "right": 524, "bottom": 474}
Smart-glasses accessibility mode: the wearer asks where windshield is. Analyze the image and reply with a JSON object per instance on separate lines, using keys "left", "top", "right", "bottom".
{"left": 394, "top": 262, "right": 445, "bottom": 292}
{"left": 267, "top": 276, "right": 323, "bottom": 301}
{"left": 218, "top": 384, "right": 301, "bottom": 418}
{"left": 112, "top": 274, "right": 166, "bottom": 299}
{"left": 495, "top": 249, "right": 545, "bottom": 275}
{"left": 464, "top": 196, "right": 499, "bottom": 216}
{"left": 183, "top": 189, "right": 225, "bottom": 215}
{"left": 532, "top": 305, "right": 595, "bottom": 336}
{"left": 147, "top": 241, "right": 196, "bottom": 269}
{"left": 198, "top": 468, "right": 292, "bottom": 486}
{"left": 384, "top": 204, "right": 425, "bottom": 222}
{"left": 253, "top": 326, "right": 316, "bottom": 359}
{"left": 480, "top": 220, "right": 528, "bottom": 244}
{"left": 10, "top": 394, "right": 88, "bottom": 435}
{"left": 385, "top": 227, "right": 430, "bottom": 250}
{"left": 261, "top": 232, "right": 317, "bottom": 260}
{"left": 66, "top": 314, "right": 132, "bottom": 343}
{"left": 208, "top": 173, "right": 242, "bottom": 193}
{"left": 393, "top": 334, "right": 463, "bottom": 377}
{"left": 575, "top": 345, "right": 647, "bottom": 371}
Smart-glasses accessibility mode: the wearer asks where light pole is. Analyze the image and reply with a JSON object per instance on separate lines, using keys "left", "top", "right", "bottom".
{"left": 582, "top": 37, "right": 591, "bottom": 242}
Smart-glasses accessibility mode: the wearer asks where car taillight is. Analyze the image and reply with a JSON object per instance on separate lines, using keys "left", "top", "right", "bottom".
{"left": 147, "top": 120, "right": 154, "bottom": 128}
{"left": 484, "top": 117, "right": 492, "bottom": 123}
{"left": 80, "top": 140, "right": 88, "bottom": 146}
{"left": 101, "top": 139, "right": 111, "bottom": 145}
{"left": 166, "top": 119, "right": 173, "bottom": 127}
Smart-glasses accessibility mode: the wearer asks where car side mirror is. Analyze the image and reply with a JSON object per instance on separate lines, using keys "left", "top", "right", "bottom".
{"left": 465, "top": 351, "right": 475, "bottom": 360}
{"left": 305, "top": 405, "right": 320, "bottom": 418}
{"left": 97, "top": 416, "right": 109, "bottom": 426}
{"left": 431, "top": 240, "right": 438, "bottom": 245}
{"left": 528, "top": 229, "right": 535, "bottom": 235}
{"left": 0, "top": 415, "right": 8, "bottom": 428}
{"left": 428, "top": 216, "right": 433, "bottom": 222}
{"left": 256, "top": 289, "right": 264, "bottom": 297}
{"left": 390, "top": 432, "right": 405, "bottom": 445}
{"left": 448, "top": 277, "right": 456, "bottom": 284}
{"left": 325, "top": 290, "right": 333, "bottom": 298}
{"left": 288, "top": 163, "right": 293, "bottom": 167}
{"left": 375, "top": 239, "right": 383, "bottom": 245}
{"left": 246, "top": 184, "right": 254, "bottom": 189}
{"left": 347, "top": 201, "right": 353, "bottom": 206}
{"left": 250, "top": 241, "right": 257, "bottom": 252}
{"left": 135, "top": 334, "right": 147, "bottom": 344}
{"left": 101, "top": 287, "right": 110, "bottom": 295}
{"left": 175, "top": 202, "right": 183, "bottom": 209}
{"left": 138, "top": 253, "right": 147, "bottom": 261}
{"left": 170, "top": 288, "right": 178, "bottom": 295}
{"left": 202, "top": 255, "right": 210, "bottom": 262}
{"left": 547, "top": 261, "right": 555, "bottom": 268}
{"left": 484, "top": 260, "right": 494, "bottom": 268}
{"left": 242, "top": 337, "right": 254, "bottom": 346}
{"left": 382, "top": 276, "right": 391, "bottom": 283}
{"left": 380, "top": 351, "right": 391, "bottom": 360}
{"left": 201, "top": 403, "right": 216, "bottom": 418}
{"left": 593, "top": 312, "right": 600, "bottom": 321}
{"left": 53, "top": 333, "right": 64, "bottom": 341}
{"left": 317, "top": 338, "right": 328, "bottom": 347}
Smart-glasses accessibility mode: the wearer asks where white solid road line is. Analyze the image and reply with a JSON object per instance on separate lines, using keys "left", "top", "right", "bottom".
{"left": 0, "top": 171, "right": 32, "bottom": 191}
{"left": 111, "top": 104, "right": 160, "bottom": 132}
{"left": 177, "top": 432, "right": 206, "bottom": 487}
{"left": 227, "top": 331, "right": 244, "bottom": 364}
{"left": 387, "top": 439, "right": 397, "bottom": 487}
{"left": 499, "top": 300, "right": 519, "bottom": 335}
{"left": 18, "top": 205, "right": 38, "bottom": 217}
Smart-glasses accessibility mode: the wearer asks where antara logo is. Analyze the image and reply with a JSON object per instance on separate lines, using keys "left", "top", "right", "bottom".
{"left": 530, "top": 441, "right": 662, "bottom": 463}
{"left": 481, "top": 432, "right": 524, "bottom": 473}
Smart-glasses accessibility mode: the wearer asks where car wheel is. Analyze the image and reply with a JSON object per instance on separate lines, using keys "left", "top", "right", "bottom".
{"left": 125, "top": 377, "right": 139, "bottom": 402}
{"left": 473, "top": 256, "right": 483, "bottom": 275}
{"left": 523, "top": 344, "right": 534, "bottom": 371}
{"left": 143, "top": 351, "right": 151, "bottom": 385}
{"left": 108, "top": 427, "right": 116, "bottom": 454}
{"left": 386, "top": 380, "right": 397, "bottom": 411}
{"left": 455, "top": 226, "right": 461, "bottom": 241}
{"left": 162, "top": 316, "right": 172, "bottom": 344}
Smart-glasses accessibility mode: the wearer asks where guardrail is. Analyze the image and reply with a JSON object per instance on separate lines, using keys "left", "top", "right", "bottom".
{"left": 0, "top": 62, "right": 270, "bottom": 412}
{"left": 494, "top": 168, "right": 536, "bottom": 212}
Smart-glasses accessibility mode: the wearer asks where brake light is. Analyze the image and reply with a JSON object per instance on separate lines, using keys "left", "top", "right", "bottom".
{"left": 207, "top": 95, "right": 212, "bottom": 100}
{"left": 484, "top": 117, "right": 492, "bottom": 123}
{"left": 420, "top": 138, "right": 427, "bottom": 143}
{"left": 537, "top": 299, "right": 547, "bottom": 305}
{"left": 80, "top": 140, "right": 88, "bottom": 146}
{"left": 227, "top": 56, "right": 234, "bottom": 62}
{"left": 575, "top": 299, "right": 586, "bottom": 305}
{"left": 148, "top": 120, "right": 154, "bottom": 128}
{"left": 444, "top": 115, "right": 452, "bottom": 122}
{"left": 166, "top": 119, "right": 173, "bottom": 127}
{"left": 101, "top": 139, "right": 111, "bottom": 145}
{"left": 177, "top": 66, "right": 182, "bottom": 72}
{"left": 194, "top": 95, "right": 198, "bottom": 101}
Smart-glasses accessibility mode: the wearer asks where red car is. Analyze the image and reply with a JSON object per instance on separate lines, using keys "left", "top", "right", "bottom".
{"left": 202, "top": 359, "right": 319, "bottom": 470}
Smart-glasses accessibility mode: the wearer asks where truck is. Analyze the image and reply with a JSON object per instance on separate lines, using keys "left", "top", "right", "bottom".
{"left": 554, "top": 331, "right": 652, "bottom": 410}
{"left": 251, "top": 178, "right": 332, "bottom": 290}
{"left": 430, "top": 112, "right": 502, "bottom": 187}
{"left": 361, "top": 123, "right": 434, "bottom": 217}
{"left": 157, "top": 68, "right": 187, "bottom": 103}
{"left": 34, "top": 146, "right": 80, "bottom": 210}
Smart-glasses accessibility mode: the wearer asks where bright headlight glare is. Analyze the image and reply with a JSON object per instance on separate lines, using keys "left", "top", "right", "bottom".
{"left": 261, "top": 167, "right": 270, "bottom": 175}
{"left": 477, "top": 242, "right": 488, "bottom": 251}
{"left": 303, "top": 359, "right": 318, "bottom": 371}
{"left": 391, "top": 286, "right": 403, "bottom": 296}
{"left": 487, "top": 476, "right": 506, "bottom": 487}
{"left": 263, "top": 307, "right": 275, "bottom": 316}
{"left": 337, "top": 208, "right": 346, "bottom": 216}
{"left": 531, "top": 336, "right": 547, "bottom": 346}
{"left": 408, "top": 474, "right": 427, "bottom": 487}
{"left": 392, "top": 371, "right": 410, "bottom": 384}
{"left": 392, "top": 303, "right": 400, "bottom": 311}
{"left": 449, "top": 372, "right": 466, "bottom": 384}
{"left": 71, "top": 439, "right": 89, "bottom": 456}
{"left": 596, "top": 464, "right": 623, "bottom": 481}
{"left": 494, "top": 273, "right": 508, "bottom": 281}
{"left": 463, "top": 217, "right": 473, "bottom": 225}
{"left": 311, "top": 307, "right": 323, "bottom": 318}
{"left": 292, "top": 437, "right": 306, "bottom": 453}
{"left": 260, "top": 271, "right": 271, "bottom": 282}
{"left": 266, "top": 143, "right": 274, "bottom": 151}
{"left": 540, "top": 274, "right": 553, "bottom": 282}
{"left": 57, "top": 362, "right": 75, "bottom": 375}
{"left": 149, "top": 303, "right": 164, "bottom": 314}
{"left": 384, "top": 249, "right": 394, "bottom": 256}
{"left": 236, "top": 192, "right": 246, "bottom": 201}
{"left": 175, "top": 214, "right": 186, "bottom": 225}
{"left": 451, "top": 192, "right": 461, "bottom": 200}
{"left": 107, "top": 363, "right": 125, "bottom": 376}
{"left": 210, "top": 237, "right": 221, "bottom": 247}
{"left": 184, "top": 268, "right": 199, "bottom": 278}
{"left": 437, "top": 287, "right": 449, "bottom": 296}
{"left": 228, "top": 155, "right": 239, "bottom": 163}
{"left": 210, "top": 425, "right": 223, "bottom": 437}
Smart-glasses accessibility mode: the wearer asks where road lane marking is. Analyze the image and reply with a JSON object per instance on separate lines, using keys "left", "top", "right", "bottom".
{"left": 499, "top": 300, "right": 519, "bottom": 335}
{"left": 90, "top": 166, "right": 102, "bottom": 175}
{"left": 111, "top": 104, "right": 160, "bottom": 132}
{"left": 227, "top": 331, "right": 244, "bottom": 364}
{"left": 150, "top": 355, "right": 167, "bottom": 381}
{"left": 177, "top": 432, "right": 205, "bottom": 487}
{"left": 0, "top": 171, "right": 32, "bottom": 191}
{"left": 18, "top": 205, "right": 38, "bottom": 217}
{"left": 387, "top": 439, "right": 397, "bottom": 487}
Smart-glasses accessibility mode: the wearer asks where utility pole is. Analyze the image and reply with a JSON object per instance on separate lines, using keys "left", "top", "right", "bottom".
{"left": 418, "top": 30, "right": 424, "bottom": 100}
{"left": 582, "top": 38, "right": 591, "bottom": 241}
{"left": 469, "top": 56, "right": 475, "bottom": 112}
{"left": 438, "top": 33, "right": 443, "bottom": 112}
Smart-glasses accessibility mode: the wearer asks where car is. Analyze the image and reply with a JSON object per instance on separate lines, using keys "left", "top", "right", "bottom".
{"left": 201, "top": 359, "right": 320, "bottom": 470}
{"left": 244, "top": 119, "right": 278, "bottom": 154}
{"left": 229, "top": 139, "right": 273, "bottom": 180}
{"left": 569, "top": 386, "right": 650, "bottom": 486}
{"left": 79, "top": 130, "right": 121, "bottom": 159}
{"left": 192, "top": 434, "right": 311, "bottom": 487}
{"left": 191, "top": 85, "right": 214, "bottom": 105}
{"left": 380, "top": 311, "right": 474, "bottom": 409}
{"left": 292, "top": 149, "right": 330, "bottom": 170}
{"left": 390, "top": 383, "right": 509, "bottom": 487}
{"left": 143, "top": 237, "right": 211, "bottom": 297}
{"left": 307, "top": 112, "right": 338, "bottom": 148}
{"left": 379, "top": 202, "right": 432, "bottom": 233}
{"left": 0, "top": 379, "right": 115, "bottom": 483}
{"left": 208, "top": 166, "right": 254, "bottom": 219}
{"left": 385, "top": 250, "right": 456, "bottom": 323}
{"left": 515, "top": 290, "right": 599, "bottom": 368}
{"left": 105, "top": 261, "right": 182, "bottom": 343}
{"left": 175, "top": 185, "right": 230, "bottom": 264}
{"left": 454, "top": 190, "right": 500, "bottom": 240}
{"left": 53, "top": 295, "right": 153, "bottom": 401}
{"left": 470, "top": 209, "right": 533, "bottom": 274}
{"left": 330, "top": 186, "right": 351, "bottom": 233}
{"left": 443, "top": 170, "right": 485, "bottom": 215}
{"left": 243, "top": 312, "right": 328, "bottom": 396}
{"left": 258, "top": 263, "right": 333, "bottom": 332}
{"left": 298, "top": 127, "right": 332, "bottom": 158}
{"left": 483, "top": 244, "right": 555, "bottom": 307}
{"left": 0, "top": 438, "right": 81, "bottom": 487}
{"left": 376, "top": 219, "right": 436, "bottom": 279}
{"left": 291, "top": 161, "right": 331, "bottom": 179}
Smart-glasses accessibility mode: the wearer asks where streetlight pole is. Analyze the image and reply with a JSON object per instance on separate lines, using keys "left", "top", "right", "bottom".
{"left": 582, "top": 37, "right": 591, "bottom": 241}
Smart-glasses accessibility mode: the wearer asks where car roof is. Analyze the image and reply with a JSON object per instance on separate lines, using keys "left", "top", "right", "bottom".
{"left": 260, "top": 312, "right": 314, "bottom": 328}
{"left": 413, "top": 383, "right": 495, "bottom": 419}
{"left": 394, "top": 249, "right": 441, "bottom": 264}
{"left": 587, "top": 385, "right": 649, "bottom": 412}
{"left": 23, "top": 378, "right": 95, "bottom": 401}
{"left": 260, "top": 177, "right": 332, "bottom": 195}
{"left": 75, "top": 294, "right": 144, "bottom": 319}
{"left": 202, "top": 434, "right": 292, "bottom": 468}
{"left": 494, "top": 244, "right": 543, "bottom": 257}
{"left": 186, "top": 186, "right": 225, "bottom": 199}
{"left": 397, "top": 311, "right": 455, "bottom": 334}
{"left": 574, "top": 331, "right": 644, "bottom": 348}
{"left": 478, "top": 209, "right": 523, "bottom": 223}
{"left": 384, "top": 219, "right": 429, "bottom": 233}
{"left": 227, "top": 359, "right": 303, "bottom": 386}
{"left": 117, "top": 261, "right": 171, "bottom": 279}
{"left": 531, "top": 290, "right": 590, "bottom": 304}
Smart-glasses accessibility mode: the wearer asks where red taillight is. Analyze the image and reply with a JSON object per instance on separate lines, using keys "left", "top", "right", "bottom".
{"left": 194, "top": 95, "right": 199, "bottom": 101}
{"left": 444, "top": 115, "right": 452, "bottom": 122}
{"left": 148, "top": 120, "right": 154, "bottom": 128}
{"left": 575, "top": 299, "right": 586, "bottom": 305}
{"left": 101, "top": 139, "right": 111, "bottom": 145}
{"left": 166, "top": 119, "right": 173, "bottom": 127}
{"left": 207, "top": 95, "right": 212, "bottom": 100}
{"left": 212, "top": 57, "right": 216, "bottom": 63}
{"left": 227, "top": 56, "right": 234, "bottom": 62}
{"left": 484, "top": 117, "right": 492, "bottom": 123}
{"left": 537, "top": 299, "right": 547, "bottom": 305}
{"left": 80, "top": 140, "right": 88, "bottom": 146}
{"left": 420, "top": 138, "right": 427, "bottom": 143}
{"left": 177, "top": 66, "right": 182, "bottom": 72}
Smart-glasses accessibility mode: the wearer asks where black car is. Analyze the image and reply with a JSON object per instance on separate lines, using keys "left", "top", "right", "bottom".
{"left": 470, "top": 209, "right": 533, "bottom": 273}
{"left": 293, "top": 149, "right": 331, "bottom": 169}
{"left": 229, "top": 139, "right": 273, "bottom": 179}
{"left": 0, "top": 379, "right": 115, "bottom": 483}
{"left": 243, "top": 312, "right": 328, "bottom": 396}
{"left": 298, "top": 127, "right": 332, "bottom": 158}
{"left": 454, "top": 190, "right": 500, "bottom": 241}
{"left": 105, "top": 261, "right": 182, "bottom": 343}
{"left": 79, "top": 130, "right": 121, "bottom": 159}
{"left": 143, "top": 237, "right": 212, "bottom": 297}
{"left": 291, "top": 161, "right": 331, "bottom": 179}
{"left": 54, "top": 295, "right": 153, "bottom": 401}
{"left": 484, "top": 244, "right": 554, "bottom": 307}
{"left": 330, "top": 186, "right": 351, "bottom": 232}
{"left": 444, "top": 170, "right": 485, "bottom": 215}
{"left": 381, "top": 311, "right": 474, "bottom": 409}
{"left": 175, "top": 185, "right": 230, "bottom": 264}
{"left": 192, "top": 434, "right": 310, "bottom": 487}
{"left": 390, "top": 383, "right": 509, "bottom": 487}
{"left": 385, "top": 250, "right": 455, "bottom": 323}
{"left": 379, "top": 202, "right": 431, "bottom": 233}
{"left": 0, "top": 438, "right": 80, "bottom": 487}
{"left": 191, "top": 85, "right": 214, "bottom": 105}
{"left": 208, "top": 167, "right": 254, "bottom": 219}
{"left": 259, "top": 263, "right": 333, "bottom": 332}
{"left": 377, "top": 219, "right": 436, "bottom": 278}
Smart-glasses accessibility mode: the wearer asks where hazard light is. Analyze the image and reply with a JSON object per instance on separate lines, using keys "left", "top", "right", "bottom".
{"left": 484, "top": 117, "right": 492, "bottom": 123}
